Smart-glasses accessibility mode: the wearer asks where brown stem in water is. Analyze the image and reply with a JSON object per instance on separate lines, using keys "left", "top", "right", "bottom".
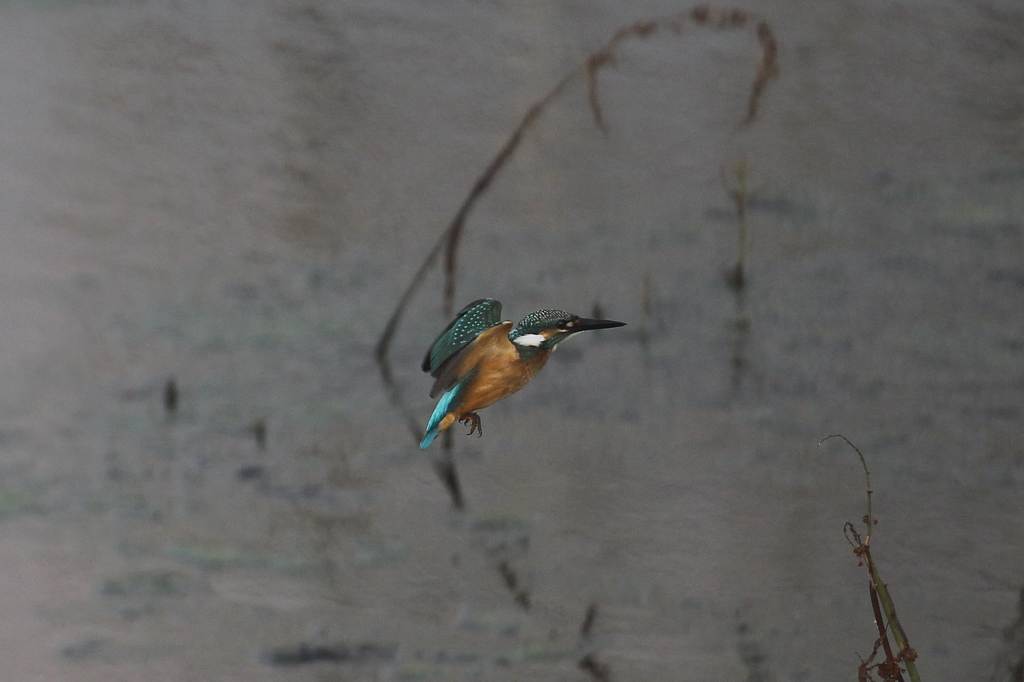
{"left": 577, "top": 602, "right": 611, "bottom": 681}
{"left": 376, "top": 4, "right": 778, "bottom": 366}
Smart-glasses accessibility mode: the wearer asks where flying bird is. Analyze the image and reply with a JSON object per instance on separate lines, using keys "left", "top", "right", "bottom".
{"left": 419, "top": 299, "right": 625, "bottom": 448}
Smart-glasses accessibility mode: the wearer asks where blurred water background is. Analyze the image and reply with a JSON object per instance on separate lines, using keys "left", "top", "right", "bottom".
{"left": 0, "top": 1, "right": 1022, "bottom": 680}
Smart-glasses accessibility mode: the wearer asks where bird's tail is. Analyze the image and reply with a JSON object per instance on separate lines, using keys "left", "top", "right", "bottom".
{"left": 419, "top": 383, "right": 463, "bottom": 449}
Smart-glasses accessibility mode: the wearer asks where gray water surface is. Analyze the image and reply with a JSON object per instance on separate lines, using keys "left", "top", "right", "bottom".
{"left": 0, "top": 1, "right": 1022, "bottom": 680}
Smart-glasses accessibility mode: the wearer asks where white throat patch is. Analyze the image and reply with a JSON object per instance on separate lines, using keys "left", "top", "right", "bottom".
{"left": 512, "top": 333, "right": 546, "bottom": 347}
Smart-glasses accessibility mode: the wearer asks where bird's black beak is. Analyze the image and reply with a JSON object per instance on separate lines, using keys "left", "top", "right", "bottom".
{"left": 571, "top": 318, "right": 627, "bottom": 332}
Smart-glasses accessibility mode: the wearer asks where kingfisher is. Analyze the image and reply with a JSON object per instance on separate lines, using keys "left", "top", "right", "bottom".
{"left": 419, "top": 299, "right": 625, "bottom": 448}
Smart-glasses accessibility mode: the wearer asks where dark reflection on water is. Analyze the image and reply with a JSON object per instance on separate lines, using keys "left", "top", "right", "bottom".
{"left": 0, "top": 1, "right": 1022, "bottom": 681}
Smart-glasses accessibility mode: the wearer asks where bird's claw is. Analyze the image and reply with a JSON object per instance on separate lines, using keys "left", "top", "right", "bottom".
{"left": 460, "top": 413, "right": 483, "bottom": 437}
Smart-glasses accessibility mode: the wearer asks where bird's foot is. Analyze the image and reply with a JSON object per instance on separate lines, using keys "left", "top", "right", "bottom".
{"left": 459, "top": 412, "right": 483, "bottom": 437}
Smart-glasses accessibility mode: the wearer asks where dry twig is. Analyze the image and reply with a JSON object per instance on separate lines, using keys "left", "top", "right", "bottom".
{"left": 820, "top": 435, "right": 921, "bottom": 682}
{"left": 377, "top": 5, "right": 777, "bottom": 352}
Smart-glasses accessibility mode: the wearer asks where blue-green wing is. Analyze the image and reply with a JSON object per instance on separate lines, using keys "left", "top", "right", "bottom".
{"left": 421, "top": 298, "right": 503, "bottom": 376}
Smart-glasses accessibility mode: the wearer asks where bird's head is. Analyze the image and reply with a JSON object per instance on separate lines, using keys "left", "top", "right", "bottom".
{"left": 509, "top": 308, "right": 626, "bottom": 351}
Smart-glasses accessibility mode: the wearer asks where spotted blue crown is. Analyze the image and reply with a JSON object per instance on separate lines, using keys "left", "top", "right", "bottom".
{"left": 508, "top": 309, "right": 574, "bottom": 340}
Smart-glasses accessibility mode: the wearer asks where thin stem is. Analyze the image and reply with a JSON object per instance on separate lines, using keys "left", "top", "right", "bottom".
{"left": 868, "top": 580, "right": 903, "bottom": 682}
{"left": 867, "top": 553, "right": 921, "bottom": 682}
{"left": 820, "top": 433, "right": 873, "bottom": 543}
{"left": 820, "top": 434, "right": 920, "bottom": 682}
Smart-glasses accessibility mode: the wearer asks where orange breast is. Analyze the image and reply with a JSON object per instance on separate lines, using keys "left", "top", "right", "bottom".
{"left": 453, "top": 325, "right": 550, "bottom": 416}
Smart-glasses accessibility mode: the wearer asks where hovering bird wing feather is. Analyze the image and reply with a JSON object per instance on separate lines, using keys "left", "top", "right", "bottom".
{"left": 419, "top": 370, "right": 475, "bottom": 449}
{"left": 429, "top": 322, "right": 512, "bottom": 398}
{"left": 421, "top": 298, "right": 503, "bottom": 376}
